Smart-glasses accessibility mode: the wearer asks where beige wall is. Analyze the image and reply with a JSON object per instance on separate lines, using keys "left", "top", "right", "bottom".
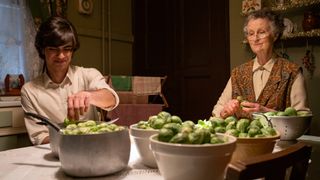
{"left": 229, "top": 1, "right": 320, "bottom": 135}
{"left": 67, "top": 0, "right": 133, "bottom": 76}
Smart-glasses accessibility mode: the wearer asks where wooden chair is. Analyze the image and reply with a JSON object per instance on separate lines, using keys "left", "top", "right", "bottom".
{"left": 225, "top": 142, "right": 312, "bottom": 180}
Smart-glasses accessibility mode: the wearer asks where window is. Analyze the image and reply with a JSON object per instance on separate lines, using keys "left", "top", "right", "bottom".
{"left": 0, "top": 0, "right": 42, "bottom": 91}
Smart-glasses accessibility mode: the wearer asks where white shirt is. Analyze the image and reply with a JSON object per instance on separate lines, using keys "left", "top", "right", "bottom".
{"left": 212, "top": 58, "right": 310, "bottom": 117}
{"left": 21, "top": 65, "right": 119, "bottom": 144}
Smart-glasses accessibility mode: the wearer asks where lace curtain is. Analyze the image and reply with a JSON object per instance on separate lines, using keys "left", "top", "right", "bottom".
{"left": 0, "top": 0, "right": 42, "bottom": 91}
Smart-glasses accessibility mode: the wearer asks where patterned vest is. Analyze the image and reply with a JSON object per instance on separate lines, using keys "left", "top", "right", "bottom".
{"left": 231, "top": 58, "right": 301, "bottom": 111}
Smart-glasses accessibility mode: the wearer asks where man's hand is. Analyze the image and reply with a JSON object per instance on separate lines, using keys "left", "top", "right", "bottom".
{"left": 67, "top": 91, "right": 91, "bottom": 120}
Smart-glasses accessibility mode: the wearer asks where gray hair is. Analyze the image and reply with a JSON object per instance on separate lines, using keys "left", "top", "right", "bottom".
{"left": 243, "top": 8, "right": 284, "bottom": 41}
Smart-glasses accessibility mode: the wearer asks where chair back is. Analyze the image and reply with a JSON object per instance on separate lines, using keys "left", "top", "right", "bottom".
{"left": 226, "top": 142, "right": 312, "bottom": 180}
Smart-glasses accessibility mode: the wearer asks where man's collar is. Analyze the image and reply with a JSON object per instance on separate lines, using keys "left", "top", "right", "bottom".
{"left": 43, "top": 67, "right": 72, "bottom": 88}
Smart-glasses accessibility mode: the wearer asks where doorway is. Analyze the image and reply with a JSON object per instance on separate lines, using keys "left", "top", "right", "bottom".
{"left": 133, "top": 0, "right": 230, "bottom": 120}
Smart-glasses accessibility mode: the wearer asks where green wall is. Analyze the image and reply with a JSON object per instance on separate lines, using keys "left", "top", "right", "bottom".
{"left": 230, "top": 1, "right": 320, "bottom": 135}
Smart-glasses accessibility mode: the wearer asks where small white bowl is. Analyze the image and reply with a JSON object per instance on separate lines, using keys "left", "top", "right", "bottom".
{"left": 150, "top": 133, "right": 237, "bottom": 180}
{"left": 130, "top": 124, "right": 159, "bottom": 168}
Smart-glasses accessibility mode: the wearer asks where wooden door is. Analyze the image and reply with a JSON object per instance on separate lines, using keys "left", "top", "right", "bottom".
{"left": 133, "top": 0, "right": 230, "bottom": 120}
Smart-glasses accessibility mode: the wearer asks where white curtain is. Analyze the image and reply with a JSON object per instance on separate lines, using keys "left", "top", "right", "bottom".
{"left": 0, "top": 0, "right": 42, "bottom": 90}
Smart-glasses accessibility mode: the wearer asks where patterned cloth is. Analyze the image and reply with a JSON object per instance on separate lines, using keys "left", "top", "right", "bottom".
{"left": 132, "top": 76, "right": 162, "bottom": 95}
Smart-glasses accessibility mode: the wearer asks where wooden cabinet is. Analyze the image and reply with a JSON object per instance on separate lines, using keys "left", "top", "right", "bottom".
{"left": 0, "top": 106, "right": 32, "bottom": 151}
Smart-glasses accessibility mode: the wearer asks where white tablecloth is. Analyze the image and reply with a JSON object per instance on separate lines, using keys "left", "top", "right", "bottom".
{"left": 1, "top": 135, "right": 319, "bottom": 180}
{"left": 0, "top": 142, "right": 163, "bottom": 180}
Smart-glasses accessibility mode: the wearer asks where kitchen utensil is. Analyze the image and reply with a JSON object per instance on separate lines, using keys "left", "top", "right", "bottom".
{"left": 25, "top": 112, "right": 61, "bottom": 132}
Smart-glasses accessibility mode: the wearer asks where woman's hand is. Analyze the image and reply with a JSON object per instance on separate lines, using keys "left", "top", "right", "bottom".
{"left": 67, "top": 91, "right": 91, "bottom": 120}
{"left": 240, "top": 101, "right": 275, "bottom": 114}
{"left": 220, "top": 99, "right": 241, "bottom": 119}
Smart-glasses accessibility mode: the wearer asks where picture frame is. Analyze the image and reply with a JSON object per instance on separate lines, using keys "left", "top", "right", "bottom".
{"left": 78, "top": 0, "right": 94, "bottom": 15}
{"left": 242, "top": 0, "right": 261, "bottom": 14}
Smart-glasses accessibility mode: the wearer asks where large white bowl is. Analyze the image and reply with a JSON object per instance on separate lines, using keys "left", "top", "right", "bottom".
{"left": 268, "top": 115, "right": 312, "bottom": 141}
{"left": 130, "top": 124, "right": 158, "bottom": 168}
{"left": 150, "top": 133, "right": 237, "bottom": 180}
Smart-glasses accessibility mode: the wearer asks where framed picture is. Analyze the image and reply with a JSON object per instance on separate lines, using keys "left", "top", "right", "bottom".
{"left": 242, "top": 0, "right": 261, "bottom": 14}
{"left": 78, "top": 0, "right": 93, "bottom": 15}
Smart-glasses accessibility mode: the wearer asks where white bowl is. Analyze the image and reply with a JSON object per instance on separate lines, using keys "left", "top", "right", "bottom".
{"left": 150, "top": 133, "right": 237, "bottom": 180}
{"left": 129, "top": 124, "right": 159, "bottom": 168}
{"left": 268, "top": 115, "right": 312, "bottom": 141}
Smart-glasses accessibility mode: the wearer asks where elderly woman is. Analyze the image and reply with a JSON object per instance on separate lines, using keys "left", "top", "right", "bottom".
{"left": 21, "top": 16, "right": 119, "bottom": 145}
{"left": 212, "top": 9, "right": 310, "bottom": 119}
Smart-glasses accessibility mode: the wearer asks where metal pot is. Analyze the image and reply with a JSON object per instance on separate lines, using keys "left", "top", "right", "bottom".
{"left": 25, "top": 112, "right": 131, "bottom": 177}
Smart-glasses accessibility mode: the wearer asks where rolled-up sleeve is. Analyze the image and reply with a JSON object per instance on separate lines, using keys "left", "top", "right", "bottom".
{"left": 212, "top": 78, "right": 232, "bottom": 117}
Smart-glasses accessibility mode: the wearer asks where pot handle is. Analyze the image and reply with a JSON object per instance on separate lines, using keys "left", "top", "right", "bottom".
{"left": 24, "top": 112, "right": 61, "bottom": 132}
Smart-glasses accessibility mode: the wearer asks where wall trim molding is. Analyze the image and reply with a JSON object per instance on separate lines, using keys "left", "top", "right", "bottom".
{"left": 77, "top": 27, "right": 134, "bottom": 43}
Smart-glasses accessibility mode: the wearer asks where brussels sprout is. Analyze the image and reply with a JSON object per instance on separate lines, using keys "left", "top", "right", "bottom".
{"left": 210, "top": 135, "right": 224, "bottom": 144}
{"left": 225, "top": 129, "right": 240, "bottom": 137}
{"left": 297, "top": 111, "right": 311, "bottom": 116}
{"left": 181, "top": 126, "right": 193, "bottom": 134}
{"left": 238, "top": 132, "right": 248, "bottom": 138}
{"left": 77, "top": 122, "right": 86, "bottom": 127}
{"left": 147, "top": 115, "right": 158, "bottom": 125}
{"left": 98, "top": 127, "right": 113, "bottom": 133}
{"left": 84, "top": 120, "right": 96, "bottom": 127}
{"left": 182, "top": 120, "right": 195, "bottom": 128}
{"left": 157, "top": 111, "right": 171, "bottom": 120}
{"left": 169, "top": 132, "right": 189, "bottom": 143}
{"left": 214, "top": 126, "right": 226, "bottom": 133}
{"left": 170, "top": 115, "right": 183, "bottom": 124}
{"left": 264, "top": 111, "right": 276, "bottom": 116}
{"left": 261, "top": 127, "right": 277, "bottom": 136}
{"left": 210, "top": 117, "right": 226, "bottom": 128}
{"left": 163, "top": 123, "right": 182, "bottom": 134}
{"left": 63, "top": 118, "right": 76, "bottom": 126}
{"left": 236, "top": 96, "right": 244, "bottom": 102}
{"left": 66, "top": 124, "right": 77, "bottom": 130}
{"left": 158, "top": 128, "right": 175, "bottom": 142}
{"left": 276, "top": 111, "right": 288, "bottom": 116}
{"left": 97, "top": 122, "right": 108, "bottom": 128}
{"left": 248, "top": 128, "right": 261, "bottom": 137}
{"left": 226, "top": 121, "right": 236, "bottom": 130}
{"left": 250, "top": 119, "right": 263, "bottom": 128}
{"left": 79, "top": 127, "right": 91, "bottom": 134}
{"left": 284, "top": 107, "right": 298, "bottom": 116}
{"left": 236, "top": 119, "right": 250, "bottom": 133}
{"left": 196, "top": 120, "right": 214, "bottom": 133}
{"left": 107, "top": 124, "right": 118, "bottom": 130}
{"left": 225, "top": 116, "right": 237, "bottom": 124}
{"left": 188, "top": 130, "right": 204, "bottom": 144}
{"left": 150, "top": 118, "right": 166, "bottom": 129}
{"left": 90, "top": 126, "right": 100, "bottom": 132}
{"left": 71, "top": 128, "right": 81, "bottom": 135}
{"left": 254, "top": 134, "right": 266, "bottom": 138}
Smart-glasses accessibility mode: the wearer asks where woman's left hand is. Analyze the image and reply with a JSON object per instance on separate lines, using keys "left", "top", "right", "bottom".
{"left": 240, "top": 101, "right": 274, "bottom": 114}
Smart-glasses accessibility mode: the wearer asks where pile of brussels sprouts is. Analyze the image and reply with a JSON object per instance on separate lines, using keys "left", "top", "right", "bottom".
{"left": 264, "top": 107, "right": 311, "bottom": 117}
{"left": 209, "top": 116, "right": 277, "bottom": 138}
{"left": 136, "top": 111, "right": 227, "bottom": 144}
{"left": 61, "top": 120, "right": 125, "bottom": 135}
